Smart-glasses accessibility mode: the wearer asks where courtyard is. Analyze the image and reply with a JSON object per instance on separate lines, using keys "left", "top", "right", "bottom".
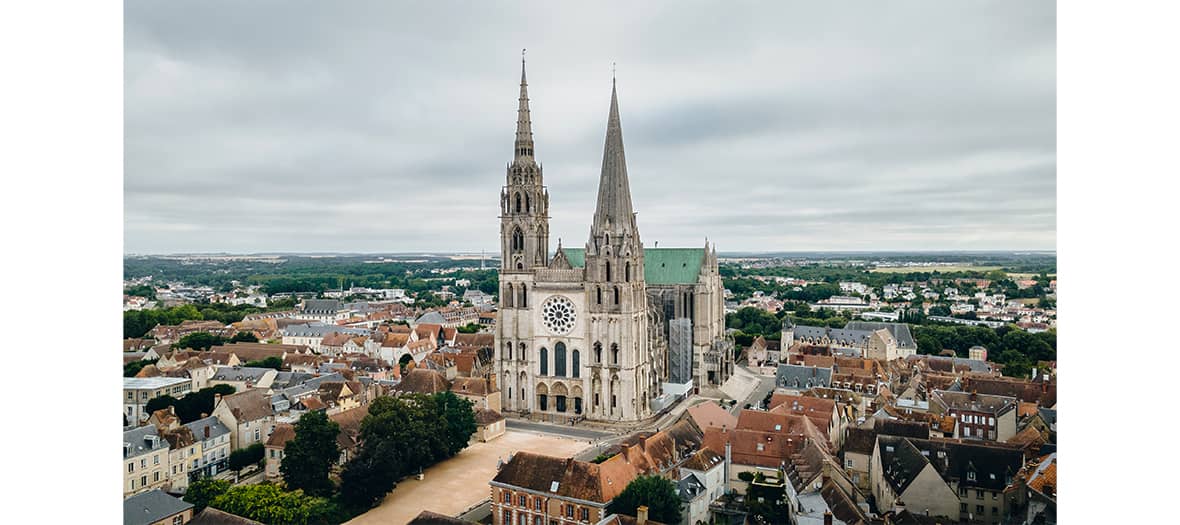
{"left": 345, "top": 430, "right": 593, "bottom": 524}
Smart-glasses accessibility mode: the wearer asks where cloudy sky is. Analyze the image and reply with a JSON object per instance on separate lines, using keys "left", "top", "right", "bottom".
{"left": 125, "top": 1, "right": 1055, "bottom": 254}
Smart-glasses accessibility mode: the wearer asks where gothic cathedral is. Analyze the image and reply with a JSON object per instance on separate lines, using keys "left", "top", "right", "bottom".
{"left": 495, "top": 58, "right": 732, "bottom": 423}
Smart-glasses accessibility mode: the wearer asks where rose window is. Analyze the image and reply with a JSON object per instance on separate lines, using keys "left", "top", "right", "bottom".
{"left": 541, "top": 296, "right": 577, "bottom": 335}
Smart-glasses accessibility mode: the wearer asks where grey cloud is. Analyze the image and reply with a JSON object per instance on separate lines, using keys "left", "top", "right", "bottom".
{"left": 125, "top": 1, "right": 1055, "bottom": 254}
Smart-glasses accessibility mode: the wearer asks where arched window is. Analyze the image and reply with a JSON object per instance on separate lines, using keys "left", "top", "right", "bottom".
{"left": 555, "top": 342, "right": 567, "bottom": 377}
{"left": 594, "top": 342, "right": 602, "bottom": 363}
{"left": 525, "top": 193, "right": 530, "bottom": 213}
{"left": 503, "top": 285, "right": 513, "bottom": 307}
{"left": 518, "top": 342, "right": 526, "bottom": 361}
{"left": 511, "top": 228, "right": 524, "bottom": 252}
{"left": 572, "top": 350, "right": 580, "bottom": 378}
{"left": 611, "top": 343, "right": 619, "bottom": 365}
{"left": 625, "top": 263, "right": 631, "bottom": 282}
{"left": 596, "top": 287, "right": 602, "bottom": 305}
{"left": 519, "top": 283, "right": 527, "bottom": 308}
{"left": 514, "top": 193, "right": 522, "bottom": 213}
{"left": 605, "top": 261, "right": 612, "bottom": 282}
{"left": 503, "top": 342, "right": 512, "bottom": 360}
{"left": 539, "top": 347, "right": 548, "bottom": 376}
{"left": 614, "top": 286, "right": 620, "bottom": 305}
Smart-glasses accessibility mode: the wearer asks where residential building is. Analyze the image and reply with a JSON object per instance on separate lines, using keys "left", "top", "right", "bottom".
{"left": 871, "top": 435, "right": 1024, "bottom": 525}
{"left": 209, "top": 366, "right": 278, "bottom": 391}
{"left": 929, "top": 390, "right": 1018, "bottom": 442}
{"left": 125, "top": 377, "right": 192, "bottom": 425}
{"left": 184, "top": 416, "right": 231, "bottom": 479}
{"left": 211, "top": 389, "right": 277, "bottom": 450}
{"left": 122, "top": 489, "right": 194, "bottom": 525}
{"left": 123, "top": 426, "right": 171, "bottom": 497}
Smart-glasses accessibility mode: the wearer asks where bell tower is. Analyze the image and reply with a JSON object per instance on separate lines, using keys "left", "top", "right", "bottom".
{"left": 500, "top": 52, "right": 549, "bottom": 273}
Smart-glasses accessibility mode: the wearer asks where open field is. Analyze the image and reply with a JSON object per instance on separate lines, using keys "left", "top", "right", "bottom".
{"left": 870, "top": 265, "right": 1003, "bottom": 274}
{"left": 1007, "top": 272, "right": 1057, "bottom": 280}
{"left": 345, "top": 430, "right": 592, "bottom": 525}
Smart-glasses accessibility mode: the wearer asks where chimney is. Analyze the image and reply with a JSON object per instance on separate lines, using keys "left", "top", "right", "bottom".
{"left": 200, "top": 412, "right": 208, "bottom": 419}
{"left": 823, "top": 510, "right": 833, "bottom": 525}
{"left": 214, "top": 393, "right": 222, "bottom": 404}
{"left": 169, "top": 405, "right": 176, "bottom": 416}
{"left": 724, "top": 441, "right": 732, "bottom": 492}
{"left": 204, "top": 425, "right": 211, "bottom": 438}
{"left": 636, "top": 506, "right": 648, "bottom": 525}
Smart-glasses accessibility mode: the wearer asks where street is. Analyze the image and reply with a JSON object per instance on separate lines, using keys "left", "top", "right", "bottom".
{"left": 504, "top": 419, "right": 614, "bottom": 441}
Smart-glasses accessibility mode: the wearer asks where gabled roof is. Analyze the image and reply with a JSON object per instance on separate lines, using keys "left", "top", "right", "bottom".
{"left": 393, "top": 368, "right": 450, "bottom": 394}
{"left": 561, "top": 248, "right": 707, "bottom": 285}
{"left": 188, "top": 507, "right": 265, "bottom": 525}
{"left": 406, "top": 510, "right": 470, "bottom": 525}
{"left": 681, "top": 448, "right": 724, "bottom": 472}
{"left": 123, "top": 489, "right": 193, "bottom": 525}
{"left": 452, "top": 377, "right": 496, "bottom": 396}
{"left": 266, "top": 423, "right": 295, "bottom": 448}
{"left": 218, "top": 389, "right": 274, "bottom": 422}
{"left": 475, "top": 408, "right": 505, "bottom": 425}
{"left": 492, "top": 451, "right": 633, "bottom": 504}
{"left": 686, "top": 401, "right": 738, "bottom": 431}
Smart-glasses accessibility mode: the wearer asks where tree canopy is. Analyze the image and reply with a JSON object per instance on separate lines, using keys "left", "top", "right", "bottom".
{"left": 282, "top": 411, "right": 342, "bottom": 497}
{"left": 606, "top": 475, "right": 683, "bottom": 525}
{"left": 209, "top": 483, "right": 340, "bottom": 525}
{"left": 338, "top": 392, "right": 476, "bottom": 511}
{"left": 144, "top": 384, "right": 236, "bottom": 424}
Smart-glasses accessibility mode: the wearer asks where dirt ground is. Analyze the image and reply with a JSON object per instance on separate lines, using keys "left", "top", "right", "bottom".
{"left": 345, "top": 430, "right": 592, "bottom": 525}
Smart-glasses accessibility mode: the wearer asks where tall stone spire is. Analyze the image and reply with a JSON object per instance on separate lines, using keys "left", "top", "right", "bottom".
{"left": 514, "top": 50, "right": 534, "bottom": 162}
{"left": 591, "top": 76, "right": 636, "bottom": 236}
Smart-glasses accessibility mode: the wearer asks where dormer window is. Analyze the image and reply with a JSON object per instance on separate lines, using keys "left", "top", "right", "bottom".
{"left": 967, "top": 471, "right": 976, "bottom": 481}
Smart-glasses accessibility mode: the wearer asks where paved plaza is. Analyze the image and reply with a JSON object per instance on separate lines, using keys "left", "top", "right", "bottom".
{"left": 345, "top": 430, "right": 592, "bottom": 525}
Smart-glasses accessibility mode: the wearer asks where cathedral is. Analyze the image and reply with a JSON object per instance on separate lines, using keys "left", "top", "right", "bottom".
{"left": 495, "top": 58, "right": 732, "bottom": 423}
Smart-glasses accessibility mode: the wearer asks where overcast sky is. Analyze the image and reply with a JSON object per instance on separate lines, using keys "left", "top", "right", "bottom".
{"left": 125, "top": 1, "right": 1055, "bottom": 255}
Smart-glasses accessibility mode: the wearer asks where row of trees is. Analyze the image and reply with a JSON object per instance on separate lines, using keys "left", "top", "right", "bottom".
{"left": 143, "top": 384, "right": 236, "bottom": 423}
{"left": 122, "top": 300, "right": 295, "bottom": 339}
{"left": 185, "top": 480, "right": 341, "bottom": 525}
{"left": 175, "top": 331, "right": 258, "bottom": 351}
{"left": 338, "top": 392, "right": 477, "bottom": 510}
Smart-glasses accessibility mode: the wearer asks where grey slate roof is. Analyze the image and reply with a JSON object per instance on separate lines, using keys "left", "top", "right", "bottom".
{"left": 282, "top": 323, "right": 369, "bottom": 338}
{"left": 775, "top": 364, "right": 833, "bottom": 389}
{"left": 906, "top": 354, "right": 994, "bottom": 373}
{"left": 1037, "top": 407, "right": 1057, "bottom": 431}
{"left": 415, "top": 311, "right": 447, "bottom": 325}
{"left": 845, "top": 321, "right": 917, "bottom": 349}
{"left": 123, "top": 426, "right": 168, "bottom": 459}
{"left": 184, "top": 416, "right": 230, "bottom": 442}
{"left": 677, "top": 471, "right": 707, "bottom": 501}
{"left": 302, "top": 299, "right": 341, "bottom": 314}
{"left": 211, "top": 366, "right": 272, "bottom": 382}
{"left": 277, "top": 372, "right": 346, "bottom": 400}
{"left": 270, "top": 371, "right": 314, "bottom": 389}
{"left": 123, "top": 489, "right": 193, "bottom": 525}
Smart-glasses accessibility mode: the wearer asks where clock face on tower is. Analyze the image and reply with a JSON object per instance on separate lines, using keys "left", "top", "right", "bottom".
{"left": 541, "top": 295, "right": 577, "bottom": 335}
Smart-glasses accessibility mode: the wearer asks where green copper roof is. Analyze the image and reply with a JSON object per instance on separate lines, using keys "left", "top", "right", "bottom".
{"left": 557, "top": 248, "right": 704, "bottom": 285}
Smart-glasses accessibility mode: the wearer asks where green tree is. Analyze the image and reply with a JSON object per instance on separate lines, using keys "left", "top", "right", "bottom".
{"left": 184, "top": 478, "right": 230, "bottom": 512}
{"left": 435, "top": 391, "right": 476, "bottom": 456}
{"left": 456, "top": 323, "right": 482, "bottom": 334}
{"left": 124, "top": 358, "right": 159, "bottom": 377}
{"left": 229, "top": 443, "right": 266, "bottom": 472}
{"left": 210, "top": 484, "right": 339, "bottom": 525}
{"left": 282, "top": 411, "right": 342, "bottom": 497}
{"left": 176, "top": 331, "right": 225, "bottom": 351}
{"left": 229, "top": 331, "right": 259, "bottom": 343}
{"left": 607, "top": 475, "right": 683, "bottom": 524}
{"left": 245, "top": 356, "right": 284, "bottom": 370}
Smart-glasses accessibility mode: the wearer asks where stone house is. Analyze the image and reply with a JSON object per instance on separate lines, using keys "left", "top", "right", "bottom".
{"left": 123, "top": 425, "right": 171, "bottom": 497}
{"left": 211, "top": 390, "right": 276, "bottom": 450}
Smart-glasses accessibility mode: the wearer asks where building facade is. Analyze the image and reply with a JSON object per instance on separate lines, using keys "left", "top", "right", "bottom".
{"left": 495, "top": 60, "right": 730, "bottom": 423}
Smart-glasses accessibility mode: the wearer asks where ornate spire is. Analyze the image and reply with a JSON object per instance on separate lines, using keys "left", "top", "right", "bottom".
{"left": 514, "top": 49, "right": 534, "bottom": 161}
{"left": 591, "top": 73, "right": 636, "bottom": 236}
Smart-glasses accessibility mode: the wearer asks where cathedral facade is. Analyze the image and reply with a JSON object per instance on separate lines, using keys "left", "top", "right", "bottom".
{"left": 495, "top": 59, "right": 732, "bottom": 423}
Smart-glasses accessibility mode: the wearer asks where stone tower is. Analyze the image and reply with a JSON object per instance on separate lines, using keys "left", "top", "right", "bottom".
{"left": 500, "top": 56, "right": 549, "bottom": 273}
{"left": 583, "top": 78, "right": 655, "bottom": 421}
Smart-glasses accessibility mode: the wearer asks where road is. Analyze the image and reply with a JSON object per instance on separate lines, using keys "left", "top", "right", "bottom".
{"left": 505, "top": 419, "right": 614, "bottom": 441}
{"left": 730, "top": 365, "right": 777, "bottom": 415}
